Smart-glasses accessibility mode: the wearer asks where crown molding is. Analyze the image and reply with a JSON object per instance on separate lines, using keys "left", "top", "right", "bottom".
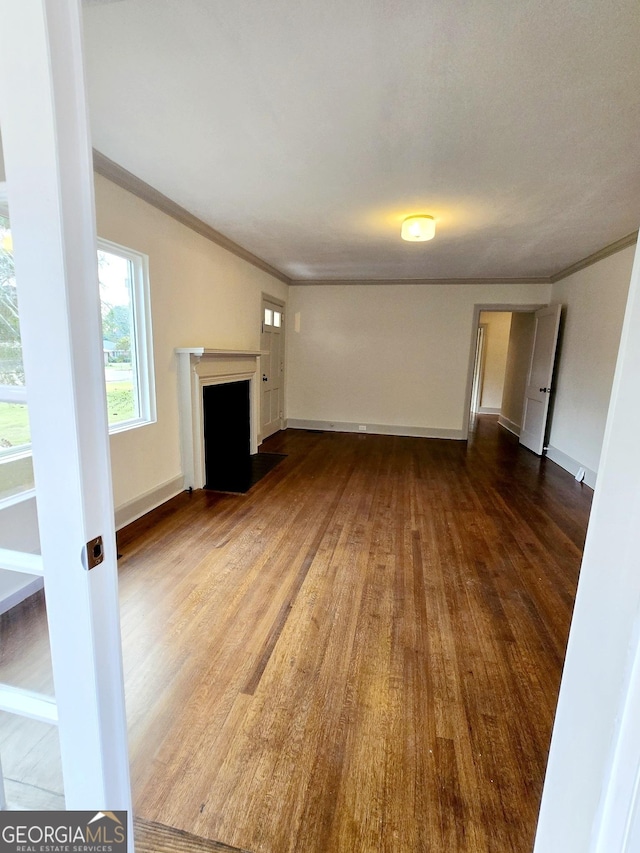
{"left": 92, "top": 152, "right": 637, "bottom": 288}
{"left": 291, "top": 229, "right": 639, "bottom": 286}
{"left": 92, "top": 150, "right": 292, "bottom": 286}
{"left": 289, "top": 277, "right": 551, "bottom": 286}
{"left": 550, "top": 231, "right": 638, "bottom": 283}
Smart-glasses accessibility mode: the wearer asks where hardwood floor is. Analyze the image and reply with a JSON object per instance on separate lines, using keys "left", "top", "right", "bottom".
{"left": 0, "top": 418, "right": 592, "bottom": 852}
{"left": 135, "top": 816, "right": 251, "bottom": 852}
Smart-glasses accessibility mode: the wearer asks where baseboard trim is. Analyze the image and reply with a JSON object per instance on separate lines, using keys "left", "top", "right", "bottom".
{"left": 0, "top": 478, "right": 186, "bottom": 614}
{"left": 546, "top": 445, "right": 597, "bottom": 490}
{"left": 478, "top": 406, "right": 501, "bottom": 415}
{"left": 286, "top": 419, "right": 465, "bottom": 440}
{"left": 498, "top": 415, "right": 521, "bottom": 437}
{"left": 0, "top": 575, "right": 43, "bottom": 616}
{"left": 115, "top": 475, "right": 186, "bottom": 530}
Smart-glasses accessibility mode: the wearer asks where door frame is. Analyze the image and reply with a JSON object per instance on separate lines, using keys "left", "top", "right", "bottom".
{"left": 469, "top": 323, "right": 488, "bottom": 418}
{"left": 463, "top": 304, "right": 547, "bottom": 440}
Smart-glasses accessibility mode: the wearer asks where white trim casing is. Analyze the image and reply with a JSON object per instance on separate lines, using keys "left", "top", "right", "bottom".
{"left": 176, "top": 348, "right": 261, "bottom": 490}
{"left": 0, "top": 547, "right": 43, "bottom": 576}
{"left": 463, "top": 304, "right": 548, "bottom": 440}
{"left": 0, "top": 574, "right": 43, "bottom": 616}
{"left": 0, "top": 385, "right": 27, "bottom": 404}
{"left": 98, "top": 236, "right": 156, "bottom": 432}
{"left": 0, "top": 684, "right": 58, "bottom": 725}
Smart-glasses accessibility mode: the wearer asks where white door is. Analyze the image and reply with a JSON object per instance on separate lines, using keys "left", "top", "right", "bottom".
{"left": 0, "top": 0, "right": 133, "bottom": 840}
{"left": 519, "top": 304, "right": 562, "bottom": 455}
{"left": 260, "top": 297, "right": 284, "bottom": 440}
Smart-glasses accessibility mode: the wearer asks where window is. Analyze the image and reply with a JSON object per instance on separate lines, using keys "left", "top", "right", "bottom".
{"left": 0, "top": 226, "right": 155, "bottom": 502}
{"left": 264, "top": 308, "right": 282, "bottom": 329}
{"left": 0, "top": 192, "right": 35, "bottom": 501}
{"left": 97, "top": 239, "right": 155, "bottom": 432}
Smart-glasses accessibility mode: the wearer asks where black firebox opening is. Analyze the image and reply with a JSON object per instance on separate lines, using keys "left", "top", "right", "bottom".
{"left": 203, "top": 380, "right": 251, "bottom": 492}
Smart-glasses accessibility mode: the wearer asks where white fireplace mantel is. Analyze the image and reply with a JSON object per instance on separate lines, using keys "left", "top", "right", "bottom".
{"left": 176, "top": 347, "right": 262, "bottom": 489}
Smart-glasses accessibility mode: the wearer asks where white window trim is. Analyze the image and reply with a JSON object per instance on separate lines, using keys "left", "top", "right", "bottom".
{"left": 97, "top": 237, "right": 156, "bottom": 433}
{"left": 0, "top": 236, "right": 156, "bottom": 496}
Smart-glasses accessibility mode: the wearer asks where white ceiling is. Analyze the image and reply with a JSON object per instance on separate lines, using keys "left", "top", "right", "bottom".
{"left": 82, "top": 0, "right": 640, "bottom": 282}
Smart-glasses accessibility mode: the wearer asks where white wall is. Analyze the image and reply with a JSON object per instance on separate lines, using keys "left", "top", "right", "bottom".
{"left": 534, "top": 237, "right": 640, "bottom": 853}
{"left": 546, "top": 246, "right": 634, "bottom": 484}
{"left": 0, "top": 168, "right": 288, "bottom": 607}
{"left": 500, "top": 312, "right": 536, "bottom": 435}
{"left": 0, "top": 172, "right": 288, "bottom": 611}
{"left": 2, "top": 169, "right": 632, "bottom": 612}
{"left": 478, "top": 311, "right": 511, "bottom": 412}
{"left": 286, "top": 283, "right": 550, "bottom": 436}
{"left": 94, "top": 175, "right": 288, "bottom": 517}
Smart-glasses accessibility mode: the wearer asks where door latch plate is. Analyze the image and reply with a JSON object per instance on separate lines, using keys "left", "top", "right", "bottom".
{"left": 84, "top": 536, "right": 104, "bottom": 570}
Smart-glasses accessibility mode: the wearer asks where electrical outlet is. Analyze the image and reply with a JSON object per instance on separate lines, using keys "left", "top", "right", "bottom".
{"left": 358, "top": 425, "right": 367, "bottom": 431}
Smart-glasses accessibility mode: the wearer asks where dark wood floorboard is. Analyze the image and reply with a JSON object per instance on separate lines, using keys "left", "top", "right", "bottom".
{"left": 0, "top": 417, "right": 592, "bottom": 852}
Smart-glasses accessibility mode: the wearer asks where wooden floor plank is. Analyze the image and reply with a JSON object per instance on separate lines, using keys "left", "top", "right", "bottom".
{"left": 135, "top": 817, "right": 251, "bottom": 853}
{"left": 0, "top": 417, "right": 591, "bottom": 852}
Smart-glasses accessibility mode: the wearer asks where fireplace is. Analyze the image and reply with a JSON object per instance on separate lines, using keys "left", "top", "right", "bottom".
{"left": 175, "top": 348, "right": 261, "bottom": 490}
{"left": 203, "top": 380, "right": 251, "bottom": 491}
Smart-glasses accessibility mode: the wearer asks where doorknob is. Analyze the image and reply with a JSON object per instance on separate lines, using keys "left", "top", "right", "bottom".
{"left": 262, "top": 374, "right": 268, "bottom": 382}
{"left": 539, "top": 387, "right": 551, "bottom": 393}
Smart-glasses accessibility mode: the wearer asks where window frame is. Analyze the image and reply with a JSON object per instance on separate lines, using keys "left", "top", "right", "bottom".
{"left": 0, "top": 234, "right": 156, "bottom": 496}
{"left": 97, "top": 237, "right": 156, "bottom": 434}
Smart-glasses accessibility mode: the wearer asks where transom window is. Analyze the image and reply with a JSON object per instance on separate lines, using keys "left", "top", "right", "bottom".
{"left": 264, "top": 307, "right": 282, "bottom": 328}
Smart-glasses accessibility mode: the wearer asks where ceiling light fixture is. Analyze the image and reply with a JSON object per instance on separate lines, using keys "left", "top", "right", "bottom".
{"left": 401, "top": 214, "right": 435, "bottom": 242}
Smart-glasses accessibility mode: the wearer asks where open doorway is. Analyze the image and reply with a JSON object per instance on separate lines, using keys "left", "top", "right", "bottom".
{"left": 469, "top": 312, "right": 512, "bottom": 427}
{"left": 466, "top": 305, "right": 544, "bottom": 439}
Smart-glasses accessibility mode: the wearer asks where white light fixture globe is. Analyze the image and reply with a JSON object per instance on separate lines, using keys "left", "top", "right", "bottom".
{"left": 401, "top": 215, "right": 435, "bottom": 242}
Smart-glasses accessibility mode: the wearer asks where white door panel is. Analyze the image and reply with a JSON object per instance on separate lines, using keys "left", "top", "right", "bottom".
{"left": 261, "top": 297, "right": 284, "bottom": 440}
{"left": 519, "top": 304, "right": 562, "bottom": 455}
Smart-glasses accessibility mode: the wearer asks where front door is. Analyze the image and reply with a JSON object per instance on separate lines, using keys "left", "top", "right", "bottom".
{"left": 260, "top": 297, "right": 284, "bottom": 440}
{"left": 519, "top": 304, "right": 562, "bottom": 455}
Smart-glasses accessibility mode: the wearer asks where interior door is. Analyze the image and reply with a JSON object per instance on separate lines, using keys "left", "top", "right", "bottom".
{"left": 260, "top": 297, "right": 284, "bottom": 440}
{"left": 519, "top": 304, "right": 562, "bottom": 455}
